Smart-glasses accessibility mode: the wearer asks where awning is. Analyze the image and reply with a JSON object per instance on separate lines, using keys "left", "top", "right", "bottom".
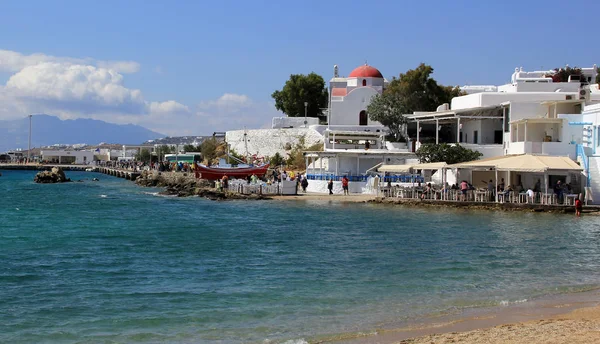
{"left": 448, "top": 154, "right": 582, "bottom": 173}
{"left": 378, "top": 162, "right": 447, "bottom": 173}
{"left": 378, "top": 164, "right": 412, "bottom": 173}
{"left": 413, "top": 162, "right": 448, "bottom": 170}
{"left": 404, "top": 105, "right": 504, "bottom": 123}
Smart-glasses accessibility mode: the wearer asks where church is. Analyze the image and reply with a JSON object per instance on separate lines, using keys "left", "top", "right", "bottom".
{"left": 328, "top": 63, "right": 389, "bottom": 128}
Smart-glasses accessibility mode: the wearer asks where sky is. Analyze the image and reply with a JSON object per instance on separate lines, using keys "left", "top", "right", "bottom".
{"left": 0, "top": 0, "right": 598, "bottom": 136}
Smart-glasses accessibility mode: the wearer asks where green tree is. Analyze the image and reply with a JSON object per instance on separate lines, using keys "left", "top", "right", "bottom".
{"left": 135, "top": 148, "right": 152, "bottom": 163}
{"left": 416, "top": 143, "right": 482, "bottom": 165}
{"left": 367, "top": 92, "right": 409, "bottom": 141}
{"left": 271, "top": 73, "right": 329, "bottom": 120}
{"left": 156, "top": 145, "right": 175, "bottom": 161}
{"left": 386, "top": 63, "right": 462, "bottom": 112}
{"left": 200, "top": 138, "right": 218, "bottom": 164}
{"left": 269, "top": 152, "right": 285, "bottom": 167}
{"left": 227, "top": 148, "right": 246, "bottom": 164}
{"left": 182, "top": 144, "right": 201, "bottom": 152}
{"left": 368, "top": 63, "right": 462, "bottom": 141}
{"left": 596, "top": 67, "right": 600, "bottom": 84}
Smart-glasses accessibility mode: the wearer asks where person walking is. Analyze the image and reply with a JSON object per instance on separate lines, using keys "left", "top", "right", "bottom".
{"left": 301, "top": 176, "right": 309, "bottom": 193}
{"left": 327, "top": 179, "right": 333, "bottom": 195}
{"left": 342, "top": 176, "right": 349, "bottom": 195}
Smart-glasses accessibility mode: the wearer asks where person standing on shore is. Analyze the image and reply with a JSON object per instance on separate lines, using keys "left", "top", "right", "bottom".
{"left": 575, "top": 194, "right": 583, "bottom": 217}
{"left": 342, "top": 176, "right": 349, "bottom": 195}
{"left": 327, "top": 179, "right": 333, "bottom": 195}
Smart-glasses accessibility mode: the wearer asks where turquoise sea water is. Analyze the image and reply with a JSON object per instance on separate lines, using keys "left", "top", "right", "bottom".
{"left": 2, "top": 170, "right": 600, "bottom": 343}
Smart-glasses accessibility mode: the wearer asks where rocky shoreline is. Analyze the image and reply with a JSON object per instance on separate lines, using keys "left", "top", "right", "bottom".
{"left": 134, "top": 171, "right": 270, "bottom": 201}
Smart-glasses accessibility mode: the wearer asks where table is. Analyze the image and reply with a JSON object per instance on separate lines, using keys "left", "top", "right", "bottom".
{"left": 565, "top": 194, "right": 578, "bottom": 206}
{"left": 474, "top": 191, "right": 487, "bottom": 202}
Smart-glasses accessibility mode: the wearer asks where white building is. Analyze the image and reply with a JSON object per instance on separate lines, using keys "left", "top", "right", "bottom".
{"left": 40, "top": 150, "right": 94, "bottom": 165}
{"left": 405, "top": 65, "right": 600, "bottom": 199}
{"left": 328, "top": 64, "right": 388, "bottom": 128}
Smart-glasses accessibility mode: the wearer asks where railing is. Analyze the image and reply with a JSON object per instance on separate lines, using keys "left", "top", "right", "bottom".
{"left": 389, "top": 187, "right": 575, "bottom": 206}
{"left": 305, "top": 174, "right": 425, "bottom": 183}
{"left": 227, "top": 182, "right": 281, "bottom": 195}
{"left": 576, "top": 144, "right": 590, "bottom": 186}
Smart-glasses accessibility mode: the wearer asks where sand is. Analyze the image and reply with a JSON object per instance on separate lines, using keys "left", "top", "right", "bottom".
{"left": 396, "top": 305, "right": 600, "bottom": 344}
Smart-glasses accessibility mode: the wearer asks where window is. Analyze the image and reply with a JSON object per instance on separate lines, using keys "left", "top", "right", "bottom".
{"left": 359, "top": 110, "right": 368, "bottom": 126}
{"left": 362, "top": 79, "right": 367, "bottom": 86}
{"left": 504, "top": 107, "right": 510, "bottom": 132}
{"left": 473, "top": 131, "right": 478, "bottom": 144}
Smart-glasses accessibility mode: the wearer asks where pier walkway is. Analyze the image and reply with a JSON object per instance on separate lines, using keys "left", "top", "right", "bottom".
{"left": 0, "top": 163, "right": 141, "bottom": 181}
{"left": 0, "top": 163, "right": 91, "bottom": 171}
{"left": 96, "top": 167, "right": 141, "bottom": 181}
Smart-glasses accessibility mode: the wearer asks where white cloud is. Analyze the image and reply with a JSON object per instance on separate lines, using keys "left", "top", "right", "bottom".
{"left": 0, "top": 49, "right": 139, "bottom": 74}
{"left": 96, "top": 60, "right": 140, "bottom": 74}
{"left": 0, "top": 49, "right": 278, "bottom": 137}
{"left": 0, "top": 50, "right": 188, "bottom": 126}
{"left": 199, "top": 93, "right": 252, "bottom": 109}
{"left": 5, "top": 62, "right": 146, "bottom": 115}
{"left": 149, "top": 100, "right": 190, "bottom": 114}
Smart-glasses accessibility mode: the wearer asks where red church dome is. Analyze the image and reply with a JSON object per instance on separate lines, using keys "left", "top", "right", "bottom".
{"left": 348, "top": 64, "right": 383, "bottom": 78}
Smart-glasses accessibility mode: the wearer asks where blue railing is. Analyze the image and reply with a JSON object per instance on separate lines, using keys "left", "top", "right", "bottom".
{"left": 305, "top": 174, "right": 425, "bottom": 183}
{"left": 576, "top": 144, "right": 590, "bottom": 186}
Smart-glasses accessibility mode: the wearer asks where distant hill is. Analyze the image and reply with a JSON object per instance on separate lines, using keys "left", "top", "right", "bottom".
{"left": 0, "top": 115, "right": 165, "bottom": 152}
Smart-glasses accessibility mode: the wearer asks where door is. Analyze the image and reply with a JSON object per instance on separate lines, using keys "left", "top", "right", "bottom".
{"left": 494, "top": 130, "right": 502, "bottom": 144}
{"left": 359, "top": 110, "right": 368, "bottom": 126}
{"left": 473, "top": 131, "right": 478, "bottom": 144}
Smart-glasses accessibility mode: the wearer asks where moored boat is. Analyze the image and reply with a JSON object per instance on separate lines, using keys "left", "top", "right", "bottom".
{"left": 197, "top": 162, "right": 270, "bottom": 180}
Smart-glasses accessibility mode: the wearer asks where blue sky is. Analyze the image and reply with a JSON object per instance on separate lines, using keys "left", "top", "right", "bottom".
{"left": 0, "top": 0, "right": 598, "bottom": 135}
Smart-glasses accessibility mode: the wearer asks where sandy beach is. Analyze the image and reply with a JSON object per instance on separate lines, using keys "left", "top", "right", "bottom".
{"left": 395, "top": 304, "right": 600, "bottom": 344}
{"left": 326, "top": 290, "right": 600, "bottom": 344}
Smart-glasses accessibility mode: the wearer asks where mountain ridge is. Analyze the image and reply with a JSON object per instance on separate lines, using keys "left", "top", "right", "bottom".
{"left": 0, "top": 115, "right": 165, "bottom": 152}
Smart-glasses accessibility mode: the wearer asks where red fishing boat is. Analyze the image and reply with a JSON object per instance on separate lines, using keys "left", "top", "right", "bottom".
{"left": 196, "top": 163, "right": 270, "bottom": 180}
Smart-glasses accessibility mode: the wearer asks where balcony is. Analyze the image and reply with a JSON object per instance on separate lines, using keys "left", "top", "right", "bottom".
{"left": 507, "top": 141, "right": 576, "bottom": 159}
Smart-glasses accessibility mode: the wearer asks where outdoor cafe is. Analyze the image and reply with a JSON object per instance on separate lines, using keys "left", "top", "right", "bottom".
{"left": 379, "top": 154, "right": 584, "bottom": 205}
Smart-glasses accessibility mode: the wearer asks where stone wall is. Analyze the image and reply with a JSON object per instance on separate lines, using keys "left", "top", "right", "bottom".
{"left": 226, "top": 128, "right": 323, "bottom": 159}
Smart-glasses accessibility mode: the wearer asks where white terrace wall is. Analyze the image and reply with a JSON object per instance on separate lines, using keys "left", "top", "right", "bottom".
{"left": 226, "top": 128, "right": 323, "bottom": 159}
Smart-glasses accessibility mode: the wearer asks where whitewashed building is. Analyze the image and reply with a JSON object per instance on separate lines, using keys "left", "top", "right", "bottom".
{"left": 40, "top": 150, "right": 94, "bottom": 165}
{"left": 404, "top": 65, "right": 600, "bottom": 199}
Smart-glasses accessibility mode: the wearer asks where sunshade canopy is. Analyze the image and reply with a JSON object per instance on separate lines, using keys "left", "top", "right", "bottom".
{"left": 378, "top": 162, "right": 447, "bottom": 173}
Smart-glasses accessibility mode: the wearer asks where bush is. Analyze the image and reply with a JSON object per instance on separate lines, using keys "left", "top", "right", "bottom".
{"left": 416, "top": 143, "right": 482, "bottom": 164}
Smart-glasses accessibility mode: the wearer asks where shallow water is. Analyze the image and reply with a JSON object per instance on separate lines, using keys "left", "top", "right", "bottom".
{"left": 1, "top": 170, "right": 600, "bottom": 343}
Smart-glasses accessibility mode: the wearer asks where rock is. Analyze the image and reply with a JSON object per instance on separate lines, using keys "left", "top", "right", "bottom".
{"left": 34, "top": 167, "right": 70, "bottom": 183}
{"left": 134, "top": 171, "right": 270, "bottom": 201}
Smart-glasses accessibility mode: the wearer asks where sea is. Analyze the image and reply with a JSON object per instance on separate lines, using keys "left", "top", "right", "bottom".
{"left": 2, "top": 169, "right": 600, "bottom": 343}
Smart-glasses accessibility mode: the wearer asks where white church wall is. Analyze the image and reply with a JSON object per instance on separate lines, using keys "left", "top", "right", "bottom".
{"left": 330, "top": 87, "right": 381, "bottom": 126}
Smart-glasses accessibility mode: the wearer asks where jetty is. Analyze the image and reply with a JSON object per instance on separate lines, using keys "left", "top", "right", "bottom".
{"left": 0, "top": 163, "right": 90, "bottom": 171}
{"left": 0, "top": 163, "right": 141, "bottom": 181}
{"left": 96, "top": 167, "right": 141, "bottom": 181}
